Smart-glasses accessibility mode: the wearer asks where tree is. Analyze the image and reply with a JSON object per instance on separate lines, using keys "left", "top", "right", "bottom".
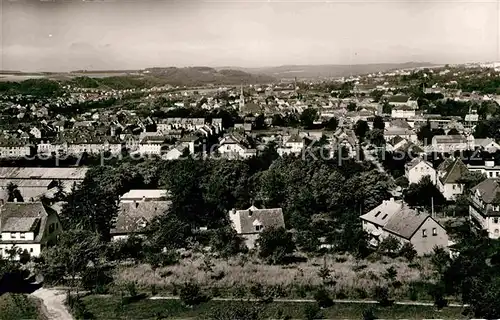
{"left": 314, "top": 287, "right": 334, "bottom": 308}
{"left": 399, "top": 242, "right": 417, "bottom": 262}
{"left": 146, "top": 213, "right": 192, "bottom": 252}
{"left": 447, "top": 128, "right": 460, "bottom": 135}
{"left": 373, "top": 116, "right": 385, "bottom": 130}
{"left": 61, "top": 168, "right": 119, "bottom": 240}
{"left": 209, "top": 227, "right": 246, "bottom": 257}
{"left": 6, "top": 182, "right": 23, "bottom": 203}
{"left": 378, "top": 236, "right": 401, "bottom": 256}
{"left": 403, "top": 175, "right": 445, "bottom": 210}
{"left": 38, "top": 230, "right": 105, "bottom": 291}
{"left": 323, "top": 117, "right": 338, "bottom": 131}
{"left": 458, "top": 171, "right": 487, "bottom": 193}
{"left": 179, "top": 282, "right": 208, "bottom": 306}
{"left": 366, "top": 129, "right": 385, "bottom": 147}
{"left": 347, "top": 102, "right": 357, "bottom": 112}
{"left": 300, "top": 108, "right": 318, "bottom": 129}
{"left": 256, "top": 227, "right": 295, "bottom": 264}
{"left": 354, "top": 120, "right": 370, "bottom": 141}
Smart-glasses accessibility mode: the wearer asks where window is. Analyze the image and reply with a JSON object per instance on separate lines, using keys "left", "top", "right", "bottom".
{"left": 496, "top": 172, "right": 499, "bottom": 177}
{"left": 382, "top": 214, "right": 388, "bottom": 220}
{"left": 452, "top": 185, "right": 456, "bottom": 190}
{"left": 495, "top": 229, "right": 499, "bottom": 236}
{"left": 20, "top": 233, "right": 25, "bottom": 239}
{"left": 422, "top": 229, "right": 427, "bottom": 238}
{"left": 432, "top": 228, "right": 437, "bottom": 236}
{"left": 495, "top": 218, "right": 499, "bottom": 224}
{"left": 255, "top": 225, "right": 263, "bottom": 232}
{"left": 490, "top": 172, "right": 494, "bottom": 177}
{"left": 29, "top": 248, "right": 33, "bottom": 253}
{"left": 374, "top": 212, "right": 381, "bottom": 218}
{"left": 10, "top": 233, "right": 15, "bottom": 239}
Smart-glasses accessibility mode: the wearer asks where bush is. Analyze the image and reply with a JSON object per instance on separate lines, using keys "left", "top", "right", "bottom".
{"left": 304, "top": 304, "right": 322, "bottom": 320}
{"left": 363, "top": 307, "right": 378, "bottom": 320}
{"left": 374, "top": 286, "right": 393, "bottom": 307}
{"left": 314, "top": 287, "right": 334, "bottom": 308}
{"left": 256, "top": 227, "right": 295, "bottom": 264}
{"left": 399, "top": 242, "right": 417, "bottom": 262}
{"left": 179, "top": 282, "right": 208, "bottom": 306}
{"left": 66, "top": 293, "right": 94, "bottom": 319}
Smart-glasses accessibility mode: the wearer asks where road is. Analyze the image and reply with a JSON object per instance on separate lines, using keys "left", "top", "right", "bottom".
{"left": 150, "top": 295, "right": 468, "bottom": 307}
{"left": 32, "top": 288, "right": 74, "bottom": 320}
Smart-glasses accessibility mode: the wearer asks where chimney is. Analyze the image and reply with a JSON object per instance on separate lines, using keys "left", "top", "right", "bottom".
{"left": 142, "top": 196, "right": 146, "bottom": 202}
{"left": 231, "top": 208, "right": 236, "bottom": 215}
{"left": 390, "top": 197, "right": 395, "bottom": 202}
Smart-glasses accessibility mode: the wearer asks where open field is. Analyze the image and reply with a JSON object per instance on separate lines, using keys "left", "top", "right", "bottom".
{"left": 115, "top": 254, "right": 437, "bottom": 301}
{"left": 80, "top": 295, "right": 467, "bottom": 319}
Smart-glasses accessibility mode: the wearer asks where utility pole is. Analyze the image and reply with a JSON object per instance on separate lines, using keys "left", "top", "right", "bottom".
{"left": 431, "top": 196, "right": 434, "bottom": 218}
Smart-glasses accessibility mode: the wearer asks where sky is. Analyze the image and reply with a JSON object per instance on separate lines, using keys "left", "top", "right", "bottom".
{"left": 0, "top": 0, "right": 499, "bottom": 72}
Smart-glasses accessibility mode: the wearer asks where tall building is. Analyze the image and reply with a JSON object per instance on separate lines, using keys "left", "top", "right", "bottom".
{"left": 239, "top": 84, "right": 245, "bottom": 111}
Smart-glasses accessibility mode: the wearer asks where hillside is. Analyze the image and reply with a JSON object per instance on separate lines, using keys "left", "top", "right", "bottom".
{"left": 142, "top": 67, "right": 275, "bottom": 86}
{"left": 220, "top": 62, "right": 437, "bottom": 79}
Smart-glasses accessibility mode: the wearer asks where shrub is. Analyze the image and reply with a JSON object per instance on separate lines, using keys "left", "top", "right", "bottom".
{"left": 250, "top": 283, "right": 265, "bottom": 298}
{"left": 374, "top": 286, "right": 393, "bottom": 307}
{"left": 314, "top": 287, "right": 334, "bottom": 308}
{"left": 399, "top": 242, "right": 417, "bottom": 262}
{"left": 179, "top": 282, "right": 208, "bottom": 306}
{"left": 363, "top": 307, "right": 378, "bottom": 320}
{"left": 304, "top": 304, "right": 322, "bottom": 320}
{"left": 256, "top": 227, "right": 295, "bottom": 264}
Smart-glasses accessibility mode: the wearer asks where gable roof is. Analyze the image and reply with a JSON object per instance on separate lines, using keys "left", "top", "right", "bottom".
{"left": 383, "top": 207, "right": 430, "bottom": 240}
{"left": 396, "top": 142, "right": 424, "bottom": 154}
{"left": 111, "top": 201, "right": 171, "bottom": 235}
{"left": 0, "top": 202, "right": 49, "bottom": 241}
{"left": 405, "top": 158, "right": 434, "bottom": 171}
{"left": 440, "top": 159, "right": 468, "bottom": 184}
{"left": 387, "top": 95, "right": 409, "bottom": 103}
{"left": 230, "top": 207, "right": 285, "bottom": 234}
{"left": 388, "top": 135, "right": 405, "bottom": 146}
{"left": 360, "top": 199, "right": 402, "bottom": 227}
{"left": 471, "top": 178, "right": 500, "bottom": 204}
{"left": 389, "top": 119, "right": 412, "bottom": 129}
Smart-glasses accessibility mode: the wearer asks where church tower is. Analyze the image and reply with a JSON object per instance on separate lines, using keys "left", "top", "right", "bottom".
{"left": 239, "top": 84, "right": 245, "bottom": 111}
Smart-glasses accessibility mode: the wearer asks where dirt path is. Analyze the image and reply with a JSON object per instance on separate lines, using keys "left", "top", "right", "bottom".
{"left": 32, "top": 288, "right": 74, "bottom": 320}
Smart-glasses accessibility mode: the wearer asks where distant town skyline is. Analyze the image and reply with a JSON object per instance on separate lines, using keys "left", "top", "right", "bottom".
{"left": 1, "top": 0, "right": 498, "bottom": 72}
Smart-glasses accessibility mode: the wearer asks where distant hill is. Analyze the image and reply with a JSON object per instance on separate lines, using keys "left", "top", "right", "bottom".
{"left": 142, "top": 67, "right": 275, "bottom": 86}
{"left": 219, "top": 62, "right": 438, "bottom": 80}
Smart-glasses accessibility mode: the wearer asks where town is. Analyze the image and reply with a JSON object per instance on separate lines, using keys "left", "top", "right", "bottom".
{"left": 1, "top": 61, "right": 500, "bottom": 319}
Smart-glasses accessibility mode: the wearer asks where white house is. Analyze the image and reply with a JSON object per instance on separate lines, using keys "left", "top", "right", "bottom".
{"left": 217, "top": 135, "right": 256, "bottom": 159}
{"left": 437, "top": 158, "right": 468, "bottom": 201}
{"left": 405, "top": 158, "right": 436, "bottom": 185}
{"left": 431, "top": 135, "right": 473, "bottom": 153}
{"left": 384, "top": 127, "right": 418, "bottom": 144}
{"left": 111, "top": 201, "right": 170, "bottom": 241}
{"left": 474, "top": 138, "right": 500, "bottom": 153}
{"left": 120, "top": 189, "right": 169, "bottom": 203}
{"left": 360, "top": 198, "right": 448, "bottom": 255}
{"left": 277, "top": 134, "right": 305, "bottom": 156}
{"left": 469, "top": 178, "right": 500, "bottom": 239}
{"left": 391, "top": 105, "right": 416, "bottom": 119}
{"left": 468, "top": 160, "right": 500, "bottom": 179}
{"left": 228, "top": 206, "right": 285, "bottom": 249}
{"left": 138, "top": 136, "right": 166, "bottom": 155}
{"left": 0, "top": 202, "right": 62, "bottom": 259}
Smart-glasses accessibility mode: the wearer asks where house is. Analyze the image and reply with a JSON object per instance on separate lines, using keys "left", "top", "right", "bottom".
{"left": 332, "top": 128, "right": 358, "bottom": 157}
{"left": 391, "top": 105, "right": 416, "bottom": 119}
{"left": 0, "top": 137, "right": 31, "bottom": 159}
{"left": 228, "top": 206, "right": 285, "bottom": 249}
{"left": 474, "top": 138, "right": 500, "bottom": 153}
{"left": 111, "top": 201, "right": 170, "bottom": 241}
{"left": 360, "top": 198, "right": 448, "bottom": 255}
{"left": 431, "top": 135, "right": 473, "bottom": 153}
{"left": 468, "top": 178, "right": 500, "bottom": 239}
{"left": 120, "top": 189, "right": 169, "bottom": 203}
{"left": 0, "top": 202, "right": 62, "bottom": 259}
{"left": 384, "top": 127, "right": 418, "bottom": 144}
{"left": 437, "top": 158, "right": 468, "bottom": 200}
{"left": 277, "top": 134, "right": 305, "bottom": 156}
{"left": 385, "top": 136, "right": 408, "bottom": 152}
{"left": 405, "top": 158, "right": 436, "bottom": 185}
{"left": 138, "top": 136, "right": 167, "bottom": 155}
{"left": 216, "top": 134, "right": 256, "bottom": 159}
{"left": 468, "top": 160, "right": 500, "bottom": 178}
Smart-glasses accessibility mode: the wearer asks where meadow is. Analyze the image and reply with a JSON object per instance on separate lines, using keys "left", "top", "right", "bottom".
{"left": 115, "top": 253, "right": 437, "bottom": 301}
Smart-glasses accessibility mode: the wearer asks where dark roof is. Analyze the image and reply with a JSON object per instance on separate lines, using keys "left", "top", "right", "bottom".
{"left": 0, "top": 202, "right": 49, "bottom": 241}
{"left": 388, "top": 95, "right": 409, "bottom": 103}
{"left": 440, "top": 159, "right": 468, "bottom": 184}
{"left": 230, "top": 207, "right": 285, "bottom": 234}
{"left": 396, "top": 142, "right": 424, "bottom": 154}
{"left": 111, "top": 201, "right": 171, "bottom": 235}
{"left": 471, "top": 178, "right": 500, "bottom": 204}
{"left": 388, "top": 135, "right": 405, "bottom": 146}
{"left": 383, "top": 207, "right": 430, "bottom": 240}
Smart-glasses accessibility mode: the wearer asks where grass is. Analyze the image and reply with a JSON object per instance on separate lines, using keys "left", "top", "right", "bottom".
{"left": 81, "top": 295, "right": 468, "bottom": 319}
{"left": 0, "top": 293, "right": 46, "bottom": 320}
{"left": 115, "top": 253, "right": 437, "bottom": 300}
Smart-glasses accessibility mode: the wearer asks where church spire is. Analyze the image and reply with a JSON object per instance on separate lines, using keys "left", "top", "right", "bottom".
{"left": 239, "top": 83, "right": 245, "bottom": 111}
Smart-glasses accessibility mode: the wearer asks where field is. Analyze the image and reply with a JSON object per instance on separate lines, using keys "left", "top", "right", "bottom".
{"left": 80, "top": 295, "right": 468, "bottom": 320}
{"left": 115, "top": 254, "right": 437, "bottom": 301}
